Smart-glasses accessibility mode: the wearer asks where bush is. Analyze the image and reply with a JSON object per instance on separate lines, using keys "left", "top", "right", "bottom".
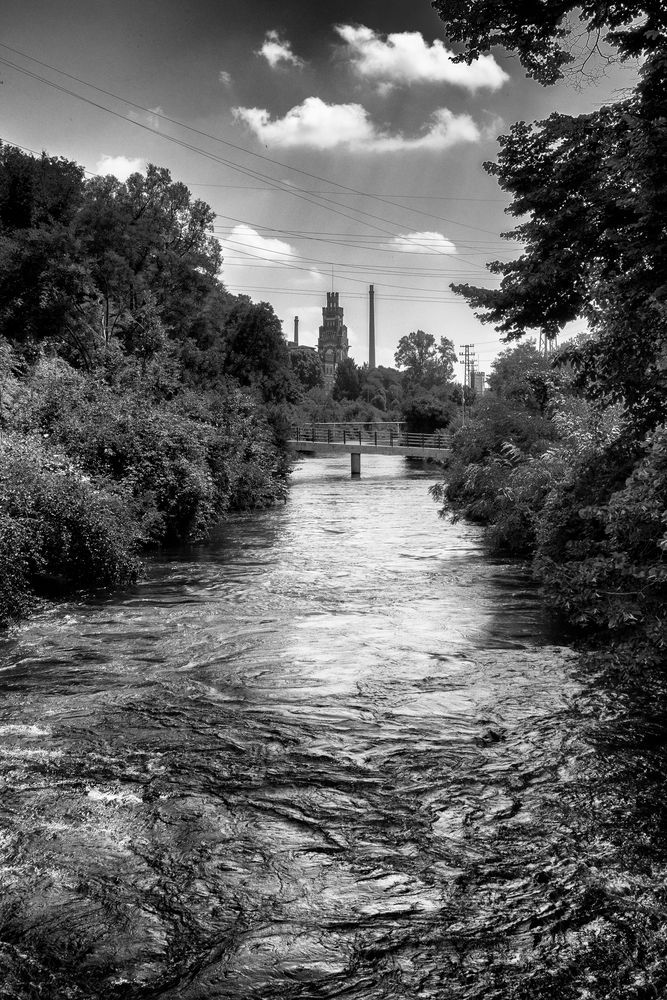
{"left": 0, "top": 433, "right": 139, "bottom": 627}
{"left": 16, "top": 359, "right": 286, "bottom": 543}
{"left": 536, "top": 429, "right": 667, "bottom": 631}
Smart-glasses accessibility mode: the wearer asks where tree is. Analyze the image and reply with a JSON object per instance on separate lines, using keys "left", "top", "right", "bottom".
{"left": 430, "top": 2, "right": 666, "bottom": 85}
{"left": 218, "top": 298, "right": 299, "bottom": 404}
{"left": 394, "top": 331, "right": 456, "bottom": 386}
{"left": 432, "top": 2, "right": 667, "bottom": 432}
{"left": 402, "top": 385, "right": 456, "bottom": 432}
{"left": 487, "top": 341, "right": 555, "bottom": 413}
{"left": 0, "top": 142, "right": 84, "bottom": 230}
{"left": 76, "top": 166, "right": 221, "bottom": 352}
{"left": 0, "top": 153, "right": 223, "bottom": 369}
{"left": 332, "top": 357, "right": 361, "bottom": 400}
{"left": 358, "top": 365, "right": 404, "bottom": 413}
{"left": 290, "top": 348, "right": 323, "bottom": 392}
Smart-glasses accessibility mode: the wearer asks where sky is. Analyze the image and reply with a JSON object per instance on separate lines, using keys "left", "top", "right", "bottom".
{"left": 0, "top": 1, "right": 640, "bottom": 379}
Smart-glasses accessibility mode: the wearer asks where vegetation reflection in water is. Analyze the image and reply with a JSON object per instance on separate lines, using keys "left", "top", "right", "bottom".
{"left": 0, "top": 455, "right": 665, "bottom": 999}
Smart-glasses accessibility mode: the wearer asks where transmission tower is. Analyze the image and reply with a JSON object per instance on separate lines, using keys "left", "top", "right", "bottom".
{"left": 539, "top": 331, "right": 558, "bottom": 358}
{"left": 458, "top": 343, "right": 475, "bottom": 427}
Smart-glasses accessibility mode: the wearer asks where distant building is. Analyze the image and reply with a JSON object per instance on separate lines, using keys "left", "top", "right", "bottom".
{"left": 317, "top": 292, "right": 349, "bottom": 390}
{"left": 286, "top": 291, "right": 350, "bottom": 391}
{"left": 470, "top": 369, "right": 486, "bottom": 394}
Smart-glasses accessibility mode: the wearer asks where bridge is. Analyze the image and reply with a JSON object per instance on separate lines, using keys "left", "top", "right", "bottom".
{"left": 287, "top": 422, "right": 451, "bottom": 475}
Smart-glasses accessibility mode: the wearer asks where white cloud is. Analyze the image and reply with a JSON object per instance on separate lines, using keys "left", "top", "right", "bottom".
{"left": 393, "top": 231, "right": 457, "bottom": 254}
{"left": 257, "top": 30, "right": 304, "bottom": 69}
{"left": 219, "top": 70, "right": 232, "bottom": 86}
{"left": 335, "top": 25, "right": 509, "bottom": 92}
{"left": 226, "top": 224, "right": 296, "bottom": 261}
{"left": 223, "top": 225, "right": 322, "bottom": 287}
{"left": 232, "top": 98, "right": 480, "bottom": 152}
{"left": 95, "top": 155, "right": 146, "bottom": 181}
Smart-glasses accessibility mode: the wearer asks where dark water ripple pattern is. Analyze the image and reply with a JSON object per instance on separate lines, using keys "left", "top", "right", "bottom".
{"left": 0, "top": 456, "right": 665, "bottom": 998}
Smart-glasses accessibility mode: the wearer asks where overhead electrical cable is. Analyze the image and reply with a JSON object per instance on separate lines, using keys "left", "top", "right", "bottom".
{"left": 0, "top": 42, "right": 512, "bottom": 240}
{"left": 0, "top": 54, "right": 499, "bottom": 276}
{"left": 221, "top": 244, "right": 499, "bottom": 296}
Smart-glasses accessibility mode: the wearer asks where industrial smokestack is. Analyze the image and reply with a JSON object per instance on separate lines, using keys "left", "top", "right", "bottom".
{"left": 369, "top": 284, "right": 375, "bottom": 369}
{"left": 294, "top": 315, "right": 299, "bottom": 347}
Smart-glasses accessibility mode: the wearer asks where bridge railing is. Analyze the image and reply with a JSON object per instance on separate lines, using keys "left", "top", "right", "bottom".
{"left": 289, "top": 424, "right": 450, "bottom": 450}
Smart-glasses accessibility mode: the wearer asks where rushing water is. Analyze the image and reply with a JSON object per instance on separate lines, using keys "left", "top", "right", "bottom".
{"left": 1, "top": 455, "right": 666, "bottom": 999}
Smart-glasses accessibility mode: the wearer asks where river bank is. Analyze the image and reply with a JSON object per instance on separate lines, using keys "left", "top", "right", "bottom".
{"left": 1, "top": 455, "right": 666, "bottom": 998}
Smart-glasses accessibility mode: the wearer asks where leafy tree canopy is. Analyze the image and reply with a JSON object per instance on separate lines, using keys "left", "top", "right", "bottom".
{"left": 430, "top": 1, "right": 666, "bottom": 84}
{"left": 432, "top": 2, "right": 667, "bottom": 431}
{"left": 332, "top": 356, "right": 361, "bottom": 400}
{"left": 219, "top": 298, "right": 299, "bottom": 404}
{"left": 402, "top": 385, "right": 456, "bottom": 433}
{"left": 394, "top": 331, "right": 456, "bottom": 386}
{"left": 0, "top": 151, "right": 221, "bottom": 368}
{"left": 290, "top": 348, "right": 323, "bottom": 392}
{"left": 0, "top": 143, "right": 84, "bottom": 229}
{"left": 488, "top": 341, "right": 558, "bottom": 412}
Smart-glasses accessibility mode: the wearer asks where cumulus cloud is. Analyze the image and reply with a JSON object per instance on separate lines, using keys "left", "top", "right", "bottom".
{"left": 393, "top": 231, "right": 457, "bottom": 254}
{"left": 218, "top": 69, "right": 232, "bottom": 86}
{"left": 224, "top": 225, "right": 321, "bottom": 285}
{"left": 226, "top": 224, "right": 296, "bottom": 260}
{"left": 335, "top": 25, "right": 509, "bottom": 92}
{"left": 95, "top": 155, "right": 146, "bottom": 181}
{"left": 257, "top": 30, "right": 304, "bottom": 69}
{"left": 232, "top": 97, "right": 480, "bottom": 152}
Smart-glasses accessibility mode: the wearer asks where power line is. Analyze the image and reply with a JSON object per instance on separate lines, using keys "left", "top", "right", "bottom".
{"left": 189, "top": 182, "right": 508, "bottom": 202}
{"left": 213, "top": 223, "right": 521, "bottom": 253}
{"left": 0, "top": 134, "right": 505, "bottom": 309}
{"left": 0, "top": 56, "right": 497, "bottom": 274}
{"left": 222, "top": 261, "right": 501, "bottom": 279}
{"left": 222, "top": 286, "right": 472, "bottom": 302}
{"left": 0, "top": 42, "right": 510, "bottom": 240}
{"left": 219, "top": 235, "right": 501, "bottom": 284}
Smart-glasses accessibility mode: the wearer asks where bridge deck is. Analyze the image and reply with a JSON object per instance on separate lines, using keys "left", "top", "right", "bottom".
{"left": 287, "top": 425, "right": 451, "bottom": 470}
{"left": 288, "top": 439, "right": 450, "bottom": 460}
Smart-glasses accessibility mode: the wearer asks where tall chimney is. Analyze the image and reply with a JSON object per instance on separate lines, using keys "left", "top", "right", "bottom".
{"left": 293, "top": 315, "right": 299, "bottom": 347}
{"left": 369, "top": 284, "right": 376, "bottom": 369}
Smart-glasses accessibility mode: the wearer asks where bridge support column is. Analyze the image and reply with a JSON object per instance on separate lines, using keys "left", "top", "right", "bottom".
{"left": 351, "top": 452, "right": 361, "bottom": 477}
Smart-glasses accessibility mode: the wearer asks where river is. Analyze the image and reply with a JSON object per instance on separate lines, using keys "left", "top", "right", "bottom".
{"left": 1, "top": 454, "right": 666, "bottom": 999}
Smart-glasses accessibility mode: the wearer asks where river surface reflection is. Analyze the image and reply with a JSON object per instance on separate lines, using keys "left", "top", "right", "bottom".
{"left": 1, "top": 455, "right": 661, "bottom": 999}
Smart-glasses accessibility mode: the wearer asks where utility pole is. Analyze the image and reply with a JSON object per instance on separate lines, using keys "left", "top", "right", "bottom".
{"left": 458, "top": 344, "right": 475, "bottom": 427}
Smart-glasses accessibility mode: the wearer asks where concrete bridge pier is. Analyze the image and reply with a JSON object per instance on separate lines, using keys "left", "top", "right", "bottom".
{"left": 351, "top": 452, "right": 361, "bottom": 476}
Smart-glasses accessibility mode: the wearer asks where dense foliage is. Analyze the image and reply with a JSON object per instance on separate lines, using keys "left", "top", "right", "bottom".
{"left": 433, "top": 0, "right": 667, "bottom": 436}
{"left": 433, "top": 342, "right": 666, "bottom": 652}
{"left": 426, "top": 14, "right": 667, "bottom": 985}
{"left": 394, "top": 330, "right": 457, "bottom": 386}
{"left": 430, "top": 1, "right": 666, "bottom": 84}
{"left": 0, "top": 144, "right": 295, "bottom": 627}
{"left": 428, "top": 2, "right": 666, "bottom": 658}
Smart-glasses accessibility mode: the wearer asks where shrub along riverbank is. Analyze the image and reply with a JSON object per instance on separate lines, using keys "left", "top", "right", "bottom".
{"left": 0, "top": 144, "right": 300, "bottom": 627}
{"left": 427, "top": 1, "right": 667, "bottom": 671}
{"left": 432, "top": 341, "right": 666, "bottom": 665}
